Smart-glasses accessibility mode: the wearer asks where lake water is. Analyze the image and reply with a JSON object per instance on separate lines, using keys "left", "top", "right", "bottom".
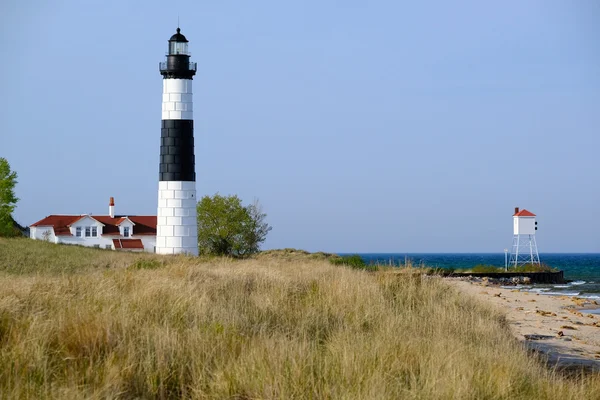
{"left": 351, "top": 253, "right": 600, "bottom": 299}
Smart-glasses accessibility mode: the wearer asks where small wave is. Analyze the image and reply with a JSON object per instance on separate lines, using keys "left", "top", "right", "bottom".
{"left": 541, "top": 291, "right": 580, "bottom": 296}
{"left": 527, "top": 288, "right": 551, "bottom": 293}
{"left": 571, "top": 281, "right": 586, "bottom": 285}
{"left": 515, "top": 285, "right": 532, "bottom": 289}
{"left": 553, "top": 285, "right": 571, "bottom": 288}
{"left": 500, "top": 285, "right": 532, "bottom": 290}
{"left": 580, "top": 295, "right": 600, "bottom": 300}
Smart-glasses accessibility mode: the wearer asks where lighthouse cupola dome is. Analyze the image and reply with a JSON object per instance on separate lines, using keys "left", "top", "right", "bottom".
{"left": 168, "top": 28, "right": 189, "bottom": 55}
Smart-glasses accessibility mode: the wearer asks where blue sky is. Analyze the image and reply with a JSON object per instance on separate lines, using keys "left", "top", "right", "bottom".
{"left": 1, "top": 1, "right": 598, "bottom": 252}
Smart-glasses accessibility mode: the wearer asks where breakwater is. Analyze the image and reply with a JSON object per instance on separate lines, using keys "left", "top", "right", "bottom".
{"left": 440, "top": 270, "right": 565, "bottom": 284}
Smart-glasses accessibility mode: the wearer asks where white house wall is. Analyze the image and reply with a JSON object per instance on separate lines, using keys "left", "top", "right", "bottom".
{"left": 139, "top": 236, "right": 157, "bottom": 252}
{"left": 30, "top": 226, "right": 56, "bottom": 242}
{"left": 514, "top": 217, "right": 536, "bottom": 235}
{"left": 53, "top": 235, "right": 156, "bottom": 252}
{"left": 58, "top": 235, "right": 109, "bottom": 248}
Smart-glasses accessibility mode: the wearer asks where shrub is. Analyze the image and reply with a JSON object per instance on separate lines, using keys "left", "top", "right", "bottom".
{"left": 512, "top": 263, "right": 557, "bottom": 273}
{"left": 329, "top": 254, "right": 377, "bottom": 271}
{"left": 197, "top": 195, "right": 272, "bottom": 258}
{"left": 454, "top": 265, "right": 504, "bottom": 273}
{"left": 470, "top": 264, "right": 504, "bottom": 273}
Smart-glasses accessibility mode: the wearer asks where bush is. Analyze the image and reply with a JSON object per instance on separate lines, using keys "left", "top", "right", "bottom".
{"left": 470, "top": 264, "right": 504, "bottom": 273}
{"left": 329, "top": 255, "right": 377, "bottom": 271}
{"left": 454, "top": 265, "right": 504, "bottom": 273}
{"left": 197, "top": 194, "right": 272, "bottom": 258}
{"left": 454, "top": 263, "right": 558, "bottom": 274}
{"left": 512, "top": 263, "right": 557, "bottom": 273}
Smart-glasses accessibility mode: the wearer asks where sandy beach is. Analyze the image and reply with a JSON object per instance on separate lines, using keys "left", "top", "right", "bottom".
{"left": 448, "top": 278, "right": 600, "bottom": 371}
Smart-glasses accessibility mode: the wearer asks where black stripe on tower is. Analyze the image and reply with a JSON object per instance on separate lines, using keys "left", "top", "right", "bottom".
{"left": 160, "top": 55, "right": 196, "bottom": 80}
{"left": 159, "top": 120, "right": 195, "bottom": 181}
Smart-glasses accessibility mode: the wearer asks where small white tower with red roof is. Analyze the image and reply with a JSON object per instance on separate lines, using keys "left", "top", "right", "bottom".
{"left": 509, "top": 207, "right": 540, "bottom": 268}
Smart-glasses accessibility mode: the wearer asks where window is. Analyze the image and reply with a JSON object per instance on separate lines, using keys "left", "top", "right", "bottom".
{"left": 76, "top": 227, "right": 82, "bottom": 237}
{"left": 123, "top": 226, "right": 130, "bottom": 237}
{"left": 169, "top": 41, "right": 188, "bottom": 55}
{"left": 93, "top": 244, "right": 100, "bottom": 248}
{"left": 105, "top": 245, "right": 112, "bottom": 250}
{"left": 85, "top": 227, "right": 91, "bottom": 237}
{"left": 91, "top": 226, "right": 98, "bottom": 237}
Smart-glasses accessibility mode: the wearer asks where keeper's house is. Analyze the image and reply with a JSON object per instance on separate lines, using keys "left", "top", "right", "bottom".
{"left": 29, "top": 198, "right": 157, "bottom": 252}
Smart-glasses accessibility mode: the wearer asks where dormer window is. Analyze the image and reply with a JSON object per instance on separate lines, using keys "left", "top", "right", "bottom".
{"left": 76, "top": 227, "right": 82, "bottom": 237}
{"left": 85, "top": 226, "right": 98, "bottom": 237}
{"left": 124, "top": 226, "right": 130, "bottom": 238}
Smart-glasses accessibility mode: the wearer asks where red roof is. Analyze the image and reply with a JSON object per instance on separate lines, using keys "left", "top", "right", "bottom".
{"left": 113, "top": 239, "right": 144, "bottom": 249}
{"left": 514, "top": 209, "right": 536, "bottom": 217}
{"left": 127, "top": 216, "right": 157, "bottom": 235}
{"left": 30, "top": 215, "right": 82, "bottom": 236}
{"left": 30, "top": 215, "right": 157, "bottom": 236}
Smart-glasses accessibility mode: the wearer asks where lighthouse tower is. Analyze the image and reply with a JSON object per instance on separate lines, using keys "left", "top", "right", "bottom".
{"left": 156, "top": 28, "right": 199, "bottom": 255}
{"left": 508, "top": 207, "right": 540, "bottom": 268}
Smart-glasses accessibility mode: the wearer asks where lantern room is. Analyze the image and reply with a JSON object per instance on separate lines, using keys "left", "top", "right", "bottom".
{"left": 513, "top": 207, "right": 537, "bottom": 235}
{"left": 168, "top": 28, "right": 189, "bottom": 55}
{"left": 159, "top": 27, "right": 197, "bottom": 80}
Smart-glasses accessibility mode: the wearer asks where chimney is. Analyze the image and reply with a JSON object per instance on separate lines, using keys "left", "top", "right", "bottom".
{"left": 109, "top": 197, "right": 115, "bottom": 218}
{"left": 514, "top": 207, "right": 519, "bottom": 215}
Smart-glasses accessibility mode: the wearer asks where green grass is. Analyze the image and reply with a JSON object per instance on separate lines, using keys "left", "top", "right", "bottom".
{"left": 460, "top": 264, "right": 505, "bottom": 273}
{"left": 0, "top": 238, "right": 598, "bottom": 399}
{"left": 512, "top": 263, "right": 558, "bottom": 273}
{"left": 129, "top": 258, "right": 167, "bottom": 270}
{"left": 453, "top": 263, "right": 560, "bottom": 274}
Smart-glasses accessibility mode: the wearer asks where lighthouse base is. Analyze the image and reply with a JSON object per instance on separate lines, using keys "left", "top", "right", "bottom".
{"left": 156, "top": 181, "right": 198, "bottom": 255}
{"left": 509, "top": 234, "right": 540, "bottom": 268}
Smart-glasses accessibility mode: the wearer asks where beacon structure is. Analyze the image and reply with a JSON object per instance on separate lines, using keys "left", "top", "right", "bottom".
{"left": 509, "top": 207, "right": 540, "bottom": 268}
{"left": 156, "top": 28, "right": 199, "bottom": 255}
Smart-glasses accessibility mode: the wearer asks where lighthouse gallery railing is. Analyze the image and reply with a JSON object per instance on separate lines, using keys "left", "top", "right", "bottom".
{"left": 159, "top": 62, "right": 197, "bottom": 71}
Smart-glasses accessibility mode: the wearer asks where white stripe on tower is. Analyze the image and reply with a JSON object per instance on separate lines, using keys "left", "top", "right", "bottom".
{"left": 156, "top": 28, "right": 198, "bottom": 256}
{"left": 161, "top": 79, "right": 193, "bottom": 121}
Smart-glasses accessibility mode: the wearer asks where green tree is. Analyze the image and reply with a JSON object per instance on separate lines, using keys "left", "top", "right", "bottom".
{"left": 0, "top": 158, "right": 19, "bottom": 237}
{"left": 197, "top": 194, "right": 272, "bottom": 257}
{"left": 245, "top": 199, "right": 272, "bottom": 254}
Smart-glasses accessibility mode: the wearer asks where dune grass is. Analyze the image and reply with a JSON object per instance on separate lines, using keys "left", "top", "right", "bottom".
{"left": 0, "top": 238, "right": 598, "bottom": 399}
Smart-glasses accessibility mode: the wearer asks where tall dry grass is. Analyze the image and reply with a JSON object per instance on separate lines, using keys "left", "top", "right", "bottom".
{"left": 0, "top": 237, "right": 178, "bottom": 274}
{"left": 0, "top": 238, "right": 599, "bottom": 399}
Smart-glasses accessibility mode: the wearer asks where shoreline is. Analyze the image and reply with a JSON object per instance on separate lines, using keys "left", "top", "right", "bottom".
{"left": 447, "top": 277, "right": 600, "bottom": 372}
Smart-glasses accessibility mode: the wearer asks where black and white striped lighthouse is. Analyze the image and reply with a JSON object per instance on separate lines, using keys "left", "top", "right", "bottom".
{"left": 156, "top": 28, "right": 198, "bottom": 255}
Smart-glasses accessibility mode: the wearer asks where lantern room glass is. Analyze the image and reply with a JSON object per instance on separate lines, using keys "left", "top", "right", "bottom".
{"left": 169, "top": 41, "right": 188, "bottom": 55}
